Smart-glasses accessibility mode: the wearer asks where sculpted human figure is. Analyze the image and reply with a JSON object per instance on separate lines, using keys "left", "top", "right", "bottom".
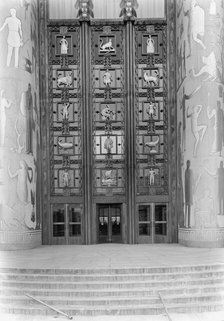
{"left": 104, "top": 136, "right": 113, "bottom": 154}
{"left": 0, "top": 8, "right": 23, "bottom": 68}
{"left": 187, "top": 104, "right": 207, "bottom": 157}
{"left": 103, "top": 70, "right": 112, "bottom": 87}
{"left": 0, "top": 90, "right": 13, "bottom": 146}
{"left": 75, "top": 0, "right": 94, "bottom": 18}
{"left": 62, "top": 103, "right": 70, "bottom": 120}
{"left": 148, "top": 168, "right": 156, "bottom": 185}
{"left": 180, "top": 85, "right": 201, "bottom": 152}
{"left": 146, "top": 102, "right": 156, "bottom": 119}
{"left": 184, "top": 0, "right": 205, "bottom": 55}
{"left": 207, "top": 97, "right": 218, "bottom": 154}
{"left": 147, "top": 35, "right": 155, "bottom": 54}
{"left": 184, "top": 160, "right": 193, "bottom": 228}
{"left": 62, "top": 169, "right": 70, "bottom": 187}
{"left": 8, "top": 160, "right": 33, "bottom": 204}
{"left": 119, "top": 0, "right": 138, "bottom": 18}
{"left": 59, "top": 36, "right": 68, "bottom": 54}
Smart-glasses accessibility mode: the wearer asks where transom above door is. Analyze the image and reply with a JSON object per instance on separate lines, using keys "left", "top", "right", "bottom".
{"left": 98, "top": 204, "right": 122, "bottom": 243}
{"left": 138, "top": 203, "right": 168, "bottom": 243}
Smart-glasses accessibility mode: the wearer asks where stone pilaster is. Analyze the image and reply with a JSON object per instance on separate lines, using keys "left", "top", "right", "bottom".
{"left": 176, "top": 0, "right": 224, "bottom": 247}
{"left": 0, "top": 0, "right": 41, "bottom": 249}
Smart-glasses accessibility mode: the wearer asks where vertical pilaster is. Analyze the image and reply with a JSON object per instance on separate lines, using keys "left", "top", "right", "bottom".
{"left": 176, "top": 0, "right": 224, "bottom": 247}
{"left": 125, "top": 20, "right": 136, "bottom": 244}
{"left": 80, "top": 20, "right": 92, "bottom": 244}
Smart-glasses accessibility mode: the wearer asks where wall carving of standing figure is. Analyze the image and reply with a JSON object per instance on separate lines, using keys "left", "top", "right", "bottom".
{"left": 8, "top": 160, "right": 33, "bottom": 204}
{"left": 184, "top": 160, "right": 194, "bottom": 228}
{"left": 184, "top": 0, "right": 205, "bottom": 55}
{"left": 187, "top": 104, "right": 207, "bottom": 157}
{"left": 0, "top": 90, "right": 13, "bottom": 146}
{"left": 0, "top": 8, "right": 23, "bottom": 68}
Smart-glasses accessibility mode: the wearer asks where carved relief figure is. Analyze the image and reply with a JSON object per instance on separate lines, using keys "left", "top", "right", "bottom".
{"left": 184, "top": 0, "right": 205, "bottom": 54}
{"left": 58, "top": 140, "right": 73, "bottom": 150}
{"left": 184, "top": 160, "right": 193, "bottom": 228}
{"left": 57, "top": 73, "right": 73, "bottom": 87}
{"left": 103, "top": 70, "right": 112, "bottom": 87}
{"left": 100, "top": 39, "right": 115, "bottom": 53}
{"left": 146, "top": 102, "right": 156, "bottom": 119}
{"left": 187, "top": 104, "right": 207, "bottom": 157}
{"left": 75, "top": 0, "right": 94, "bottom": 18}
{"left": 119, "top": 0, "right": 138, "bottom": 18}
{"left": 191, "top": 51, "right": 217, "bottom": 82}
{"left": 23, "top": 84, "right": 34, "bottom": 155}
{"left": 180, "top": 85, "right": 201, "bottom": 152}
{"left": 145, "top": 137, "right": 159, "bottom": 154}
{"left": 101, "top": 105, "right": 115, "bottom": 121}
{"left": 60, "top": 36, "right": 68, "bottom": 55}
{"left": 0, "top": 90, "right": 13, "bottom": 146}
{"left": 148, "top": 168, "right": 156, "bottom": 185}
{"left": 209, "top": 0, "right": 216, "bottom": 15}
{"left": 102, "top": 170, "right": 115, "bottom": 186}
{"left": 62, "top": 169, "right": 70, "bottom": 187}
{"left": 14, "top": 118, "right": 25, "bottom": 153}
{"left": 8, "top": 160, "right": 33, "bottom": 204}
{"left": 0, "top": 9, "right": 23, "bottom": 68}
{"left": 62, "top": 103, "right": 70, "bottom": 120}
{"left": 104, "top": 136, "right": 113, "bottom": 154}
{"left": 144, "top": 71, "right": 158, "bottom": 86}
{"left": 207, "top": 98, "right": 218, "bottom": 154}
{"left": 147, "top": 35, "right": 155, "bottom": 54}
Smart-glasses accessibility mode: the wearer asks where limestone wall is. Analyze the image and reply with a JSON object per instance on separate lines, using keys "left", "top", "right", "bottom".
{"left": 0, "top": 0, "right": 41, "bottom": 249}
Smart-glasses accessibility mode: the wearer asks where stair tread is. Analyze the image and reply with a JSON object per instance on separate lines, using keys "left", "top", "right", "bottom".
{"left": 1, "top": 299, "right": 224, "bottom": 310}
{"left": 1, "top": 275, "right": 223, "bottom": 284}
{"left": 1, "top": 269, "right": 224, "bottom": 278}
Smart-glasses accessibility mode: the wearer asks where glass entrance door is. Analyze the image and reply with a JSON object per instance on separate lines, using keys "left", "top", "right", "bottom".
{"left": 98, "top": 204, "right": 122, "bottom": 243}
{"left": 51, "top": 204, "right": 82, "bottom": 244}
{"left": 138, "top": 203, "right": 168, "bottom": 243}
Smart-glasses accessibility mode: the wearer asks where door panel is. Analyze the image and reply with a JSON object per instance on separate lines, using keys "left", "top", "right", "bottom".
{"left": 138, "top": 203, "right": 168, "bottom": 243}
{"left": 51, "top": 204, "right": 82, "bottom": 244}
{"left": 98, "top": 204, "right": 122, "bottom": 243}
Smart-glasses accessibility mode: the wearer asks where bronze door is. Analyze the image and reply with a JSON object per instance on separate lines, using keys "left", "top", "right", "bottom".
{"left": 98, "top": 204, "right": 122, "bottom": 243}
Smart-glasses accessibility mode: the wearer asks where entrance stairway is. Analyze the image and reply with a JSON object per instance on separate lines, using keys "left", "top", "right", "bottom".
{"left": 0, "top": 264, "right": 224, "bottom": 316}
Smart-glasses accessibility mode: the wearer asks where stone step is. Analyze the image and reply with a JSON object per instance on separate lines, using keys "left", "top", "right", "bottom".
{"left": 1, "top": 283, "right": 224, "bottom": 297}
{"left": 1, "top": 292, "right": 224, "bottom": 306}
{"left": 1, "top": 270, "right": 224, "bottom": 282}
{"left": 1, "top": 276, "right": 223, "bottom": 290}
{"left": 0, "top": 264, "right": 223, "bottom": 275}
{"left": 0, "top": 300, "right": 224, "bottom": 316}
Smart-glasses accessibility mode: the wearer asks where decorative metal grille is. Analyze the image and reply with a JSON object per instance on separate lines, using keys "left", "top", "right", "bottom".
{"left": 49, "top": 25, "right": 82, "bottom": 196}
{"left": 135, "top": 23, "right": 168, "bottom": 195}
{"left": 91, "top": 23, "right": 125, "bottom": 195}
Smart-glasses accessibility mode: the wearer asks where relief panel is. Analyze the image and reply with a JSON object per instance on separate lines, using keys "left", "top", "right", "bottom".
{"left": 48, "top": 25, "right": 82, "bottom": 196}
{"left": 91, "top": 24, "right": 125, "bottom": 195}
{"left": 135, "top": 23, "right": 168, "bottom": 195}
